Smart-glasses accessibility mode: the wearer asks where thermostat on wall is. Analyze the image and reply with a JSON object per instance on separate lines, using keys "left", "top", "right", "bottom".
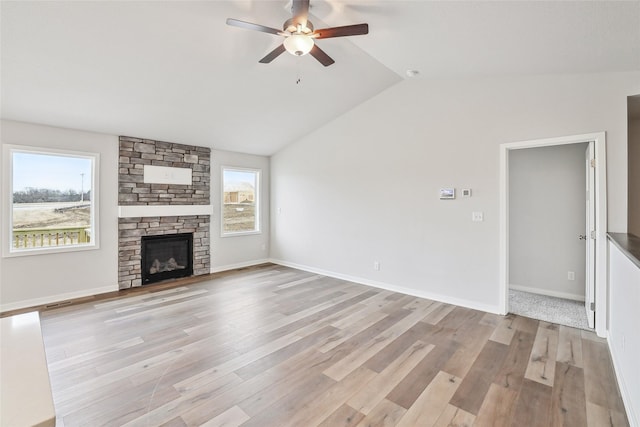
{"left": 439, "top": 188, "right": 455, "bottom": 199}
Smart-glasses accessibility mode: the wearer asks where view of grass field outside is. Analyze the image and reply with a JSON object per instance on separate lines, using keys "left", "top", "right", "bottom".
{"left": 222, "top": 168, "right": 259, "bottom": 234}
{"left": 11, "top": 150, "right": 94, "bottom": 251}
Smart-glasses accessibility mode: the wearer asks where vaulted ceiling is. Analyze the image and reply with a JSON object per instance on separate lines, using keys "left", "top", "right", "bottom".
{"left": 2, "top": 1, "right": 639, "bottom": 155}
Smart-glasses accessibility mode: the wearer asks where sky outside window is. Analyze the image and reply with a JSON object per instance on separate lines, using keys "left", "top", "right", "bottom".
{"left": 223, "top": 170, "right": 256, "bottom": 191}
{"left": 13, "top": 152, "right": 92, "bottom": 192}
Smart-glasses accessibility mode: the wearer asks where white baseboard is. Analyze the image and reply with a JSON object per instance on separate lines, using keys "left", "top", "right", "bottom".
{"left": 509, "top": 284, "right": 585, "bottom": 302}
{"left": 0, "top": 285, "right": 118, "bottom": 313}
{"left": 210, "top": 258, "right": 271, "bottom": 274}
{"left": 270, "top": 258, "right": 501, "bottom": 315}
{"left": 608, "top": 335, "right": 639, "bottom": 427}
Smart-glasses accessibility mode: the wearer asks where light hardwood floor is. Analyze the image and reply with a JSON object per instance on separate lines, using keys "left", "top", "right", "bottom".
{"left": 40, "top": 265, "right": 629, "bottom": 426}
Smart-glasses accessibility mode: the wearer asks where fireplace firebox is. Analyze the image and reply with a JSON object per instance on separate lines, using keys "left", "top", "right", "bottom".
{"left": 141, "top": 233, "right": 193, "bottom": 285}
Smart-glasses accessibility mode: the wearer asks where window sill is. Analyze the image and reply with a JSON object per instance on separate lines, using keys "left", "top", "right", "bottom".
{"left": 221, "top": 230, "right": 262, "bottom": 238}
{"left": 3, "top": 243, "right": 99, "bottom": 258}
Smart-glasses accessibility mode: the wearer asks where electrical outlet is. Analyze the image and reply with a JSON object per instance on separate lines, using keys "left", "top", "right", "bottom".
{"left": 373, "top": 261, "right": 380, "bottom": 271}
{"left": 472, "top": 212, "right": 483, "bottom": 222}
{"left": 568, "top": 271, "right": 575, "bottom": 280}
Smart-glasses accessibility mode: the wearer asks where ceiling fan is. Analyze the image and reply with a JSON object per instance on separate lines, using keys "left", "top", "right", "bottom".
{"left": 226, "top": 0, "right": 369, "bottom": 67}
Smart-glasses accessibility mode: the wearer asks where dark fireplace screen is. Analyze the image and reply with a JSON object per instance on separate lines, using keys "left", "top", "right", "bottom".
{"left": 141, "top": 233, "right": 193, "bottom": 285}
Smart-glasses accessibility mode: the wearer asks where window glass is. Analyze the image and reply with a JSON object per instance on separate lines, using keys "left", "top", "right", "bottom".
{"left": 8, "top": 147, "right": 97, "bottom": 254}
{"left": 222, "top": 168, "right": 260, "bottom": 235}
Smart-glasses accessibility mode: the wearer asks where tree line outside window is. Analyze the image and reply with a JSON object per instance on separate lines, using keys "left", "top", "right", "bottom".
{"left": 13, "top": 187, "right": 91, "bottom": 203}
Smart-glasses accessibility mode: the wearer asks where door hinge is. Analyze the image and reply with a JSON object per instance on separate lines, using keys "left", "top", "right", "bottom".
{"left": 590, "top": 230, "right": 596, "bottom": 239}
{"left": 590, "top": 158, "right": 596, "bottom": 168}
{"left": 590, "top": 302, "right": 595, "bottom": 311}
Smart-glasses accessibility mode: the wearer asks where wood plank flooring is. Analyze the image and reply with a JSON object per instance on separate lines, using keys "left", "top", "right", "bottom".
{"left": 39, "top": 265, "right": 629, "bottom": 426}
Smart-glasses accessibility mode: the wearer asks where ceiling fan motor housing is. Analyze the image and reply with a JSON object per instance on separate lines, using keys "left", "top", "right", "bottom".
{"left": 283, "top": 18, "right": 314, "bottom": 34}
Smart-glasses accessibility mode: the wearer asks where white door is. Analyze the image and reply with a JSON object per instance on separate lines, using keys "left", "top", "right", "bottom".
{"left": 584, "top": 142, "right": 596, "bottom": 328}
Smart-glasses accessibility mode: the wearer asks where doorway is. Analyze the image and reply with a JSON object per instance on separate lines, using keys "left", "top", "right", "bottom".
{"left": 499, "top": 132, "right": 608, "bottom": 337}
{"left": 508, "top": 143, "right": 590, "bottom": 329}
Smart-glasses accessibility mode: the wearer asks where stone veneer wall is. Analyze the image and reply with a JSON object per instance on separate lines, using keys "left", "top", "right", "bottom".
{"left": 118, "top": 136, "right": 211, "bottom": 289}
{"left": 119, "top": 136, "right": 210, "bottom": 205}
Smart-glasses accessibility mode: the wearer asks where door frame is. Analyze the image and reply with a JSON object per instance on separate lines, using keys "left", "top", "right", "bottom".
{"left": 585, "top": 141, "right": 596, "bottom": 328}
{"left": 499, "top": 132, "right": 607, "bottom": 337}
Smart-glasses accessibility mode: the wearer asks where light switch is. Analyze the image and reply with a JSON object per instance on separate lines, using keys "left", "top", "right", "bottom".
{"left": 472, "top": 212, "right": 484, "bottom": 222}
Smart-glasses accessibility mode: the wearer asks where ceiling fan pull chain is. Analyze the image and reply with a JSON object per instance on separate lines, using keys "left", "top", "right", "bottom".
{"left": 296, "top": 58, "right": 302, "bottom": 85}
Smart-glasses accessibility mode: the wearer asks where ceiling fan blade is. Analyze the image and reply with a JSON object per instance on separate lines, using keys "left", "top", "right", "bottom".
{"left": 309, "top": 44, "right": 335, "bottom": 67}
{"left": 313, "top": 24, "right": 369, "bottom": 39}
{"left": 259, "top": 44, "right": 287, "bottom": 64}
{"left": 291, "top": 0, "right": 310, "bottom": 28}
{"left": 226, "top": 18, "right": 282, "bottom": 36}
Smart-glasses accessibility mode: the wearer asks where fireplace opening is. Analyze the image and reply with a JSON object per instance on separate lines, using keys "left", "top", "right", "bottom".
{"left": 141, "top": 233, "right": 193, "bottom": 285}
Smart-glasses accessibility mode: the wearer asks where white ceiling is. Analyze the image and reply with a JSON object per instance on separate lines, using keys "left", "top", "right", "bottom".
{"left": 2, "top": 1, "right": 639, "bottom": 156}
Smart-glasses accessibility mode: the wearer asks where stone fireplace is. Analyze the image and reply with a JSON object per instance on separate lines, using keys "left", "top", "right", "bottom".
{"left": 117, "top": 136, "right": 211, "bottom": 289}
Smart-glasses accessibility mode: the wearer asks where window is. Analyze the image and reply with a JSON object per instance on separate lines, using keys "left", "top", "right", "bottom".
{"left": 4, "top": 145, "right": 99, "bottom": 255}
{"left": 222, "top": 167, "right": 260, "bottom": 235}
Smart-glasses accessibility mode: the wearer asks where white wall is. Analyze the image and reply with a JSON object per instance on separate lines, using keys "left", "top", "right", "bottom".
{"left": 608, "top": 241, "right": 640, "bottom": 427}
{"left": 509, "top": 144, "right": 587, "bottom": 300}
{"left": 210, "top": 149, "right": 270, "bottom": 272}
{"left": 270, "top": 71, "right": 640, "bottom": 313}
{"left": 0, "top": 120, "right": 119, "bottom": 311}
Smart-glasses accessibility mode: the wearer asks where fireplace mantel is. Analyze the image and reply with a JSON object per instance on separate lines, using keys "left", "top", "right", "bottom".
{"left": 118, "top": 204, "right": 213, "bottom": 218}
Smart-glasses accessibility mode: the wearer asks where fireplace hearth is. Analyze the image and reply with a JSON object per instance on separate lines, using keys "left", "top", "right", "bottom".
{"left": 141, "top": 233, "right": 193, "bottom": 285}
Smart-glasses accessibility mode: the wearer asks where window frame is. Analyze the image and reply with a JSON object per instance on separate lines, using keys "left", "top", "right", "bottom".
{"left": 2, "top": 144, "right": 100, "bottom": 257}
{"left": 220, "top": 166, "right": 261, "bottom": 237}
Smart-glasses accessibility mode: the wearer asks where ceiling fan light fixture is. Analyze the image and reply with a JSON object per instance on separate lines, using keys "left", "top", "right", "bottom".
{"left": 284, "top": 34, "right": 314, "bottom": 56}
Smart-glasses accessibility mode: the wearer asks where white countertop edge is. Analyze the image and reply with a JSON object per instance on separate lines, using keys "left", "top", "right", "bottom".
{"left": 1, "top": 312, "right": 56, "bottom": 427}
{"left": 118, "top": 204, "right": 213, "bottom": 218}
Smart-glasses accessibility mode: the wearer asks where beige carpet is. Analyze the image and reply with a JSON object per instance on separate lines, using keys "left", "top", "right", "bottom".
{"left": 509, "top": 289, "right": 591, "bottom": 330}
